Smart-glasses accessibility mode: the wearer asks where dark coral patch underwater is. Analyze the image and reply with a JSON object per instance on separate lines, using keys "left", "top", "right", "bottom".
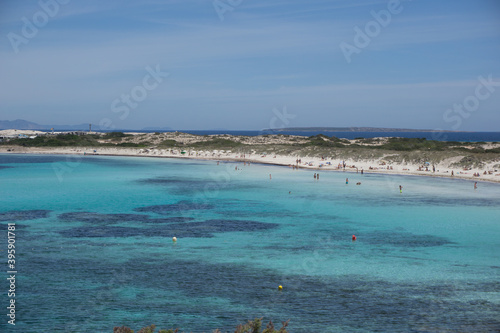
{"left": 364, "top": 230, "right": 453, "bottom": 248}
{"left": 58, "top": 211, "right": 195, "bottom": 225}
{"left": 0, "top": 210, "right": 51, "bottom": 221}
{"left": 133, "top": 201, "right": 214, "bottom": 214}
{"left": 59, "top": 219, "right": 278, "bottom": 238}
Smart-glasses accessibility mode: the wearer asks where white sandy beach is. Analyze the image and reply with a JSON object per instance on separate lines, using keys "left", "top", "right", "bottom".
{"left": 3, "top": 145, "right": 499, "bottom": 184}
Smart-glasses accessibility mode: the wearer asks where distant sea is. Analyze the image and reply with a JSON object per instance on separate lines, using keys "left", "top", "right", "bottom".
{"left": 99, "top": 130, "right": 500, "bottom": 142}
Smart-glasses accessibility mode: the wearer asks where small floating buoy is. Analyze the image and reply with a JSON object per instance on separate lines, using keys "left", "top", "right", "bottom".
{"left": 172, "top": 237, "right": 177, "bottom": 242}
{"left": 278, "top": 285, "right": 283, "bottom": 290}
{"left": 352, "top": 235, "right": 356, "bottom": 241}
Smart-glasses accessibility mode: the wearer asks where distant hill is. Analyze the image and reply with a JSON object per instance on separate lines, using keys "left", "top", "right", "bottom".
{"left": 266, "top": 127, "right": 458, "bottom": 132}
{"left": 0, "top": 119, "right": 173, "bottom": 132}
{"left": 0, "top": 119, "right": 45, "bottom": 130}
{"left": 0, "top": 119, "right": 92, "bottom": 131}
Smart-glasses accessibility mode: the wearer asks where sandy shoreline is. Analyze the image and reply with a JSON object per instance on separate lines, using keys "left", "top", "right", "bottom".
{"left": 3, "top": 146, "right": 500, "bottom": 184}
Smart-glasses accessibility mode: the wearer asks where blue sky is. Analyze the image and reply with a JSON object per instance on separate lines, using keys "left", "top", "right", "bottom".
{"left": 1, "top": 0, "right": 499, "bottom": 131}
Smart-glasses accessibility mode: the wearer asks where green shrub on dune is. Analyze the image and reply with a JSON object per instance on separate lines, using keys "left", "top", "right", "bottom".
{"left": 103, "top": 132, "right": 132, "bottom": 139}
{"left": 158, "top": 139, "right": 180, "bottom": 147}
{"left": 2, "top": 134, "right": 101, "bottom": 147}
{"left": 116, "top": 142, "right": 147, "bottom": 147}
{"left": 190, "top": 138, "right": 242, "bottom": 148}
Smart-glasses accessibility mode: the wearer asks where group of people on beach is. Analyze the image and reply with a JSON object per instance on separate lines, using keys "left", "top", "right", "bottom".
{"left": 417, "top": 164, "right": 436, "bottom": 172}
{"left": 225, "top": 158, "right": 483, "bottom": 194}
{"left": 218, "top": 159, "right": 485, "bottom": 195}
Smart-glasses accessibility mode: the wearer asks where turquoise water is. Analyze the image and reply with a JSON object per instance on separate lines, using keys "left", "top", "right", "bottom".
{"left": 0, "top": 154, "right": 499, "bottom": 332}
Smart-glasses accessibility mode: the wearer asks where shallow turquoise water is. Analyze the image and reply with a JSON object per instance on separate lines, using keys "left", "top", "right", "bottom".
{"left": 0, "top": 154, "right": 499, "bottom": 332}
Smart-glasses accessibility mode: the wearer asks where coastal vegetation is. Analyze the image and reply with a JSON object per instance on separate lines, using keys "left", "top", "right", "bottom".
{"left": 2, "top": 134, "right": 103, "bottom": 147}
{"left": 2, "top": 131, "right": 499, "bottom": 170}
{"left": 190, "top": 137, "right": 242, "bottom": 149}
{"left": 104, "top": 131, "right": 134, "bottom": 140}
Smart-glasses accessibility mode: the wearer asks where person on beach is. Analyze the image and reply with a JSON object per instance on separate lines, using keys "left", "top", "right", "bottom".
{"left": 314, "top": 173, "right": 317, "bottom": 179}
{"left": 399, "top": 185, "right": 403, "bottom": 193}
{"left": 474, "top": 182, "right": 477, "bottom": 190}
{"left": 346, "top": 178, "right": 348, "bottom": 184}
{"left": 451, "top": 170, "right": 454, "bottom": 177}
{"left": 317, "top": 173, "right": 319, "bottom": 180}
{"left": 361, "top": 169, "right": 363, "bottom": 174}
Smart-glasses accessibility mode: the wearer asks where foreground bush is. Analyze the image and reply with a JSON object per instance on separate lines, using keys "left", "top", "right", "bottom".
{"left": 114, "top": 318, "right": 289, "bottom": 333}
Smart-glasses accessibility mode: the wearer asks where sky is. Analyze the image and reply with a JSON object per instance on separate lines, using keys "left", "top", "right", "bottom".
{"left": 0, "top": 0, "right": 499, "bottom": 131}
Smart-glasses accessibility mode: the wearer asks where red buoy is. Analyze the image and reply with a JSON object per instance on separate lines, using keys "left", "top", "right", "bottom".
{"left": 352, "top": 234, "right": 357, "bottom": 241}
